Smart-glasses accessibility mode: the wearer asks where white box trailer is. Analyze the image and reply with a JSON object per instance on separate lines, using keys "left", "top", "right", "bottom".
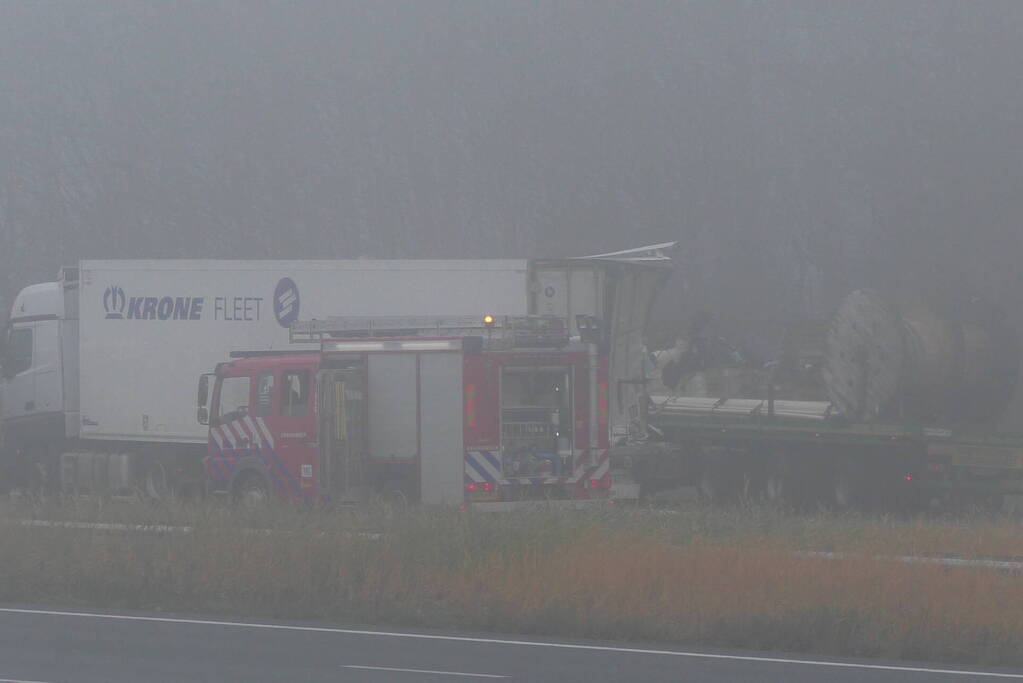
{"left": 1, "top": 245, "right": 675, "bottom": 498}
{"left": 77, "top": 260, "right": 531, "bottom": 444}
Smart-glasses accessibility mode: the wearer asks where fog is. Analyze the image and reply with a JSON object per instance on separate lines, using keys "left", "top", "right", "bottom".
{"left": 3, "top": 1, "right": 1022, "bottom": 411}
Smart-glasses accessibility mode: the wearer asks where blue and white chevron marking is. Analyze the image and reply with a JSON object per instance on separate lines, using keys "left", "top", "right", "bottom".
{"left": 465, "top": 450, "right": 598, "bottom": 486}
{"left": 464, "top": 450, "right": 503, "bottom": 484}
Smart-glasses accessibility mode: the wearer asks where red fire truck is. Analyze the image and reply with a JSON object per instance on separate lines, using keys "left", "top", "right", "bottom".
{"left": 199, "top": 314, "right": 617, "bottom": 507}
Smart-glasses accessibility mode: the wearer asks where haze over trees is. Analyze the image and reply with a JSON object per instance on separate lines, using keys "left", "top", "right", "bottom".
{"left": 2, "top": 2, "right": 1022, "bottom": 386}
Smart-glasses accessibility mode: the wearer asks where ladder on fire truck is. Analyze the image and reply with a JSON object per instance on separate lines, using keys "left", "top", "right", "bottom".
{"left": 290, "top": 314, "right": 588, "bottom": 349}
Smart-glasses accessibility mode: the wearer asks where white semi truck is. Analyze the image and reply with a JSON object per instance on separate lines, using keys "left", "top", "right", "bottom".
{"left": 0, "top": 246, "right": 674, "bottom": 498}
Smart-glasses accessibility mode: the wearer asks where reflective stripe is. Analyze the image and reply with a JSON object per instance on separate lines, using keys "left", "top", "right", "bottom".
{"left": 243, "top": 416, "right": 264, "bottom": 448}
{"left": 205, "top": 440, "right": 228, "bottom": 480}
{"left": 465, "top": 451, "right": 504, "bottom": 483}
{"left": 480, "top": 450, "right": 502, "bottom": 472}
{"left": 465, "top": 454, "right": 498, "bottom": 484}
{"left": 226, "top": 421, "right": 249, "bottom": 447}
{"left": 210, "top": 427, "right": 225, "bottom": 451}
{"left": 253, "top": 417, "right": 276, "bottom": 449}
{"left": 219, "top": 424, "right": 238, "bottom": 449}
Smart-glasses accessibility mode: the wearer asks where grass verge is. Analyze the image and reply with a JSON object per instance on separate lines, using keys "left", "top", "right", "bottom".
{"left": 1, "top": 499, "right": 1022, "bottom": 668}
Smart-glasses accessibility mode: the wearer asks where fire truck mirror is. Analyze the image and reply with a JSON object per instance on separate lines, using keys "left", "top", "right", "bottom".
{"left": 198, "top": 374, "right": 210, "bottom": 404}
{"left": 196, "top": 373, "right": 212, "bottom": 425}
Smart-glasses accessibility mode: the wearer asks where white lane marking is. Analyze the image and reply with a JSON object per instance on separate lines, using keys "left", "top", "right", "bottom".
{"left": 343, "top": 665, "right": 506, "bottom": 678}
{"left": 801, "top": 550, "right": 1023, "bottom": 573}
{"left": 5, "top": 519, "right": 382, "bottom": 540}
{"left": 0, "top": 607, "right": 1021, "bottom": 679}
{"left": 12, "top": 519, "right": 194, "bottom": 534}
{"left": 0, "top": 677, "right": 60, "bottom": 683}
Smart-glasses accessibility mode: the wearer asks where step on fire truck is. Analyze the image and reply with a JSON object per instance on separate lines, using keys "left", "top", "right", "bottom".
{"left": 199, "top": 313, "right": 625, "bottom": 508}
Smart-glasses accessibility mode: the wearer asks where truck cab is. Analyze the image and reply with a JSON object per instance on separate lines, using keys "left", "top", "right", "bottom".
{"left": 205, "top": 353, "right": 321, "bottom": 503}
{"left": 2, "top": 275, "right": 78, "bottom": 426}
{"left": 1, "top": 270, "right": 79, "bottom": 486}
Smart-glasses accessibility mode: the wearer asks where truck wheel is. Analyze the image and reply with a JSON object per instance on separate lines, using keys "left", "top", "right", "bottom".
{"left": 764, "top": 464, "right": 792, "bottom": 508}
{"left": 6, "top": 447, "right": 34, "bottom": 496}
{"left": 25, "top": 446, "right": 58, "bottom": 501}
{"left": 697, "top": 460, "right": 736, "bottom": 505}
{"left": 144, "top": 462, "right": 171, "bottom": 501}
{"left": 234, "top": 473, "right": 270, "bottom": 508}
{"left": 382, "top": 479, "right": 411, "bottom": 511}
{"left": 830, "top": 464, "right": 865, "bottom": 511}
{"left": 956, "top": 491, "right": 1003, "bottom": 516}
{"left": 764, "top": 470, "right": 785, "bottom": 504}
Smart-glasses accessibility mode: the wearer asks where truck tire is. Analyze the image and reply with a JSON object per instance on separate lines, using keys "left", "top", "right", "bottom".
{"left": 763, "top": 455, "right": 793, "bottom": 508}
{"left": 144, "top": 461, "right": 170, "bottom": 501}
{"left": 830, "top": 462, "right": 866, "bottom": 511}
{"left": 385, "top": 484, "right": 409, "bottom": 511}
{"left": 234, "top": 472, "right": 270, "bottom": 508}
{"left": 25, "top": 445, "right": 59, "bottom": 500}
{"left": 764, "top": 469, "right": 787, "bottom": 505}
{"left": 697, "top": 457, "right": 737, "bottom": 505}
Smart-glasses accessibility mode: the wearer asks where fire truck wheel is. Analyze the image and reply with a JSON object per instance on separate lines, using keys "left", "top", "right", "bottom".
{"left": 234, "top": 473, "right": 270, "bottom": 508}
{"left": 382, "top": 480, "right": 410, "bottom": 511}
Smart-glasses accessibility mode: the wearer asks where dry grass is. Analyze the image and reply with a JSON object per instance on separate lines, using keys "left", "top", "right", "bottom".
{"left": 444, "top": 532, "right": 1023, "bottom": 664}
{"left": 1, "top": 500, "right": 1022, "bottom": 667}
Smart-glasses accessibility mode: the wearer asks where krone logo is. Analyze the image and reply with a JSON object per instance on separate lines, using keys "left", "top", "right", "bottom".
{"left": 273, "top": 277, "right": 300, "bottom": 328}
{"left": 104, "top": 285, "right": 126, "bottom": 319}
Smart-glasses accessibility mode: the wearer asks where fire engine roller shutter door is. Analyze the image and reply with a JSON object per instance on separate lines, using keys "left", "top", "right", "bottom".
{"left": 418, "top": 352, "right": 464, "bottom": 505}
{"left": 367, "top": 354, "right": 418, "bottom": 463}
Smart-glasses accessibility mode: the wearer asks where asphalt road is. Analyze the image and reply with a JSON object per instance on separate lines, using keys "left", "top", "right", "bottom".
{"left": 0, "top": 606, "right": 1019, "bottom": 682}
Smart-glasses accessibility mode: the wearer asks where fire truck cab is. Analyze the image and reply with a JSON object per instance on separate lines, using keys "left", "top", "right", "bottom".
{"left": 201, "top": 315, "right": 613, "bottom": 507}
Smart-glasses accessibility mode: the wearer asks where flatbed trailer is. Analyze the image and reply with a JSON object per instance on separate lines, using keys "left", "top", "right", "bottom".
{"left": 634, "top": 393, "right": 1023, "bottom": 509}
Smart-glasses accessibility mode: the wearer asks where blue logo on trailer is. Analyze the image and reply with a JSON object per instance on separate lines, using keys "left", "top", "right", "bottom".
{"left": 273, "top": 277, "right": 300, "bottom": 328}
{"left": 103, "top": 285, "right": 126, "bottom": 319}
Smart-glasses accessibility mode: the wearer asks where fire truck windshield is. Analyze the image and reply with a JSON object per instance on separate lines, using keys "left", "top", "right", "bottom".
{"left": 214, "top": 376, "right": 251, "bottom": 426}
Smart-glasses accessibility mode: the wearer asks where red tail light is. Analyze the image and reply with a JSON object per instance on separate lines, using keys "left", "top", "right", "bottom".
{"left": 466, "top": 482, "right": 495, "bottom": 493}
{"left": 589, "top": 477, "right": 612, "bottom": 490}
{"left": 466, "top": 482, "right": 478, "bottom": 492}
{"left": 904, "top": 475, "right": 914, "bottom": 482}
